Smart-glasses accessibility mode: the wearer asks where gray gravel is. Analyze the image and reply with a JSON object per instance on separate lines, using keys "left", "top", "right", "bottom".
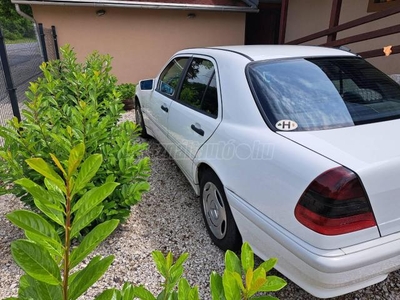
{"left": 1, "top": 110, "right": 400, "bottom": 299}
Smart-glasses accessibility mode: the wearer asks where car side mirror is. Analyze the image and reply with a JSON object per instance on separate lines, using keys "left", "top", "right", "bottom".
{"left": 140, "top": 79, "right": 154, "bottom": 90}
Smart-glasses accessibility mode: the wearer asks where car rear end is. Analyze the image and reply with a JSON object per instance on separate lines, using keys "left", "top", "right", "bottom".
{"left": 242, "top": 47, "right": 400, "bottom": 297}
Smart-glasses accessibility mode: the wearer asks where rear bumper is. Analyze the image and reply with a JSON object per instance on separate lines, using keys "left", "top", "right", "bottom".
{"left": 226, "top": 189, "right": 400, "bottom": 298}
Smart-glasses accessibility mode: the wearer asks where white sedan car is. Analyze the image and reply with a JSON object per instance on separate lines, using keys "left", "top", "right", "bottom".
{"left": 135, "top": 45, "right": 400, "bottom": 298}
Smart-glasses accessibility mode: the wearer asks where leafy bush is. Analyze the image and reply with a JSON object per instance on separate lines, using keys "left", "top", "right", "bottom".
{"left": 210, "top": 242, "right": 286, "bottom": 299}
{"left": 6, "top": 144, "right": 120, "bottom": 300}
{"left": 117, "top": 83, "right": 136, "bottom": 100}
{"left": 98, "top": 242, "right": 286, "bottom": 300}
{"left": 117, "top": 83, "right": 135, "bottom": 110}
{"left": 0, "top": 0, "right": 35, "bottom": 41}
{"left": 0, "top": 45, "right": 150, "bottom": 233}
{"left": 4, "top": 147, "right": 285, "bottom": 300}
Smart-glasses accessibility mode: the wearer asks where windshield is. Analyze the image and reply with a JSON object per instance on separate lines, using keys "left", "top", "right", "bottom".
{"left": 247, "top": 57, "right": 400, "bottom": 131}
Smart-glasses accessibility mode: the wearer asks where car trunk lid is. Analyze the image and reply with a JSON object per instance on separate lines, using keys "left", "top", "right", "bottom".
{"left": 279, "top": 119, "right": 400, "bottom": 237}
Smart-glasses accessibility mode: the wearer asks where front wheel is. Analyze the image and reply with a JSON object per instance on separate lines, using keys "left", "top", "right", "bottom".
{"left": 135, "top": 99, "right": 148, "bottom": 138}
{"left": 200, "top": 169, "right": 242, "bottom": 251}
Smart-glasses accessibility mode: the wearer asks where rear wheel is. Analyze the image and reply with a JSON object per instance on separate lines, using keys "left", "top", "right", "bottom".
{"left": 200, "top": 169, "right": 242, "bottom": 251}
{"left": 135, "top": 99, "right": 148, "bottom": 138}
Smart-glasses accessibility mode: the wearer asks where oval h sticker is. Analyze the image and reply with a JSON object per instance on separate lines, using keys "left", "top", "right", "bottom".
{"left": 276, "top": 120, "right": 298, "bottom": 131}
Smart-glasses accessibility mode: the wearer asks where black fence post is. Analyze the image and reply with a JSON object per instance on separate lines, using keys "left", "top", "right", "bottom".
{"left": 51, "top": 26, "right": 60, "bottom": 60}
{"left": 0, "top": 28, "right": 21, "bottom": 122}
{"left": 38, "top": 23, "right": 48, "bottom": 62}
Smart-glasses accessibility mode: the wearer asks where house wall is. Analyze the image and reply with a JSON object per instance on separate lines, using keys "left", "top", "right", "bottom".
{"left": 32, "top": 5, "right": 246, "bottom": 83}
{"left": 285, "top": 0, "right": 400, "bottom": 74}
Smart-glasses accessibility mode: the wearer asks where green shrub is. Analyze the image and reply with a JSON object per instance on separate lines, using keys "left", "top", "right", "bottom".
{"left": 117, "top": 83, "right": 136, "bottom": 100}
{"left": 210, "top": 242, "right": 286, "bottom": 300}
{"left": 98, "top": 242, "right": 286, "bottom": 300}
{"left": 0, "top": 45, "right": 150, "bottom": 234}
{"left": 6, "top": 143, "right": 120, "bottom": 300}
{"left": 0, "top": 2, "right": 35, "bottom": 42}
{"left": 4, "top": 146, "right": 286, "bottom": 300}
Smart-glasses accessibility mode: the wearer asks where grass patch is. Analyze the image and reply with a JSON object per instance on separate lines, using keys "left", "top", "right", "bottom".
{"left": 5, "top": 38, "right": 37, "bottom": 44}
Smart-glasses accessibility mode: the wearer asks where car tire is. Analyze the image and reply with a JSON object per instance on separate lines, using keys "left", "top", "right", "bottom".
{"left": 200, "top": 169, "right": 242, "bottom": 251}
{"left": 135, "top": 99, "right": 148, "bottom": 138}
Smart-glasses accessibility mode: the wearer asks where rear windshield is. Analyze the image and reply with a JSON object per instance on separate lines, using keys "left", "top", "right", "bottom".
{"left": 247, "top": 57, "right": 400, "bottom": 131}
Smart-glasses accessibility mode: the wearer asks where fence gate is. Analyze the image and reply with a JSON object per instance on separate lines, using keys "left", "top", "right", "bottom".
{"left": 0, "top": 23, "right": 59, "bottom": 126}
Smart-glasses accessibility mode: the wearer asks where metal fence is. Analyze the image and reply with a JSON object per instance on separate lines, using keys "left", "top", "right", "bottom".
{"left": 0, "top": 59, "right": 14, "bottom": 127}
{"left": 0, "top": 23, "right": 59, "bottom": 127}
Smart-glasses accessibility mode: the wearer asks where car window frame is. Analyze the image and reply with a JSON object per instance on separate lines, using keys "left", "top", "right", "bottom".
{"left": 155, "top": 56, "right": 191, "bottom": 100}
{"left": 174, "top": 55, "right": 221, "bottom": 120}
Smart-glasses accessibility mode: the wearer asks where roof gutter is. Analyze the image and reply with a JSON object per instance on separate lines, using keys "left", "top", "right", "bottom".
{"left": 11, "top": 0, "right": 259, "bottom": 12}
{"left": 14, "top": 3, "right": 36, "bottom": 22}
{"left": 241, "top": 0, "right": 258, "bottom": 8}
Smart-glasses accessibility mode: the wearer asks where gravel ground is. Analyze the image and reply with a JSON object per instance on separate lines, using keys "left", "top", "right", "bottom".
{"left": 1, "top": 110, "right": 400, "bottom": 299}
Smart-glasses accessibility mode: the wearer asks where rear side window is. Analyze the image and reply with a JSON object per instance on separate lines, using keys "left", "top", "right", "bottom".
{"left": 248, "top": 57, "right": 400, "bottom": 131}
{"left": 179, "top": 58, "right": 218, "bottom": 118}
{"left": 157, "top": 57, "right": 189, "bottom": 97}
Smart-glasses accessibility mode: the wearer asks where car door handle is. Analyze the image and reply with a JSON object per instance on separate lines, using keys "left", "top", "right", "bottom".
{"left": 161, "top": 105, "right": 169, "bottom": 112}
{"left": 191, "top": 124, "right": 204, "bottom": 136}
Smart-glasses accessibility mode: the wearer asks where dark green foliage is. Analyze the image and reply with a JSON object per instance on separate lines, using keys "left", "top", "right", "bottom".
{"left": 0, "top": 45, "right": 150, "bottom": 234}
{"left": 0, "top": 0, "right": 35, "bottom": 41}
{"left": 117, "top": 83, "right": 136, "bottom": 100}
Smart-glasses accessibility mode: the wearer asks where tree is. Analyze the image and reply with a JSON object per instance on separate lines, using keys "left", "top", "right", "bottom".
{"left": 0, "top": 0, "right": 35, "bottom": 41}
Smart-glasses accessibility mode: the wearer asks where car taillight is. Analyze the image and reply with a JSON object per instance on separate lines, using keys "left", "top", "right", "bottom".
{"left": 294, "top": 166, "right": 376, "bottom": 235}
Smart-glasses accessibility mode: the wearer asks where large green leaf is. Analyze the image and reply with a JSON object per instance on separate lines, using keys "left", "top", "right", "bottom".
{"left": 170, "top": 252, "right": 189, "bottom": 275}
{"left": 247, "top": 268, "right": 267, "bottom": 298}
{"left": 72, "top": 182, "right": 119, "bottom": 219}
{"left": 18, "top": 275, "right": 62, "bottom": 300}
{"left": 44, "top": 178, "right": 65, "bottom": 204}
{"left": 71, "top": 153, "right": 102, "bottom": 197}
{"left": 94, "top": 289, "right": 119, "bottom": 300}
{"left": 7, "top": 210, "right": 62, "bottom": 246}
{"left": 70, "top": 206, "right": 103, "bottom": 238}
{"left": 241, "top": 242, "right": 254, "bottom": 273}
{"left": 25, "top": 231, "right": 63, "bottom": 261}
{"left": 33, "top": 196, "right": 64, "bottom": 227}
{"left": 259, "top": 276, "right": 287, "bottom": 292}
{"left": 69, "top": 219, "right": 119, "bottom": 269}
{"left": 68, "top": 255, "right": 114, "bottom": 300}
{"left": 68, "top": 143, "right": 85, "bottom": 176}
{"left": 25, "top": 158, "right": 66, "bottom": 194}
{"left": 151, "top": 251, "right": 168, "bottom": 278}
{"left": 210, "top": 272, "right": 225, "bottom": 300}
{"left": 224, "top": 250, "right": 241, "bottom": 275}
{"left": 188, "top": 287, "right": 199, "bottom": 300}
{"left": 50, "top": 153, "right": 67, "bottom": 178}
{"left": 178, "top": 278, "right": 190, "bottom": 300}
{"left": 14, "top": 178, "right": 64, "bottom": 226}
{"left": 259, "top": 258, "right": 278, "bottom": 274}
{"left": 222, "top": 270, "right": 241, "bottom": 300}
{"left": 132, "top": 286, "right": 156, "bottom": 300}
{"left": 11, "top": 240, "right": 61, "bottom": 285}
{"left": 15, "top": 178, "right": 50, "bottom": 200}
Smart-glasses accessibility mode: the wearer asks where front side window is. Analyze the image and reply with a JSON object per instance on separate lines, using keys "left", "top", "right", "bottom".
{"left": 247, "top": 57, "right": 400, "bottom": 131}
{"left": 179, "top": 58, "right": 218, "bottom": 117}
{"left": 157, "top": 57, "right": 189, "bottom": 97}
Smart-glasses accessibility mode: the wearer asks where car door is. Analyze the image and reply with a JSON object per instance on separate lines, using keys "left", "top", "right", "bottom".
{"left": 167, "top": 56, "right": 222, "bottom": 181}
{"left": 147, "top": 56, "right": 190, "bottom": 146}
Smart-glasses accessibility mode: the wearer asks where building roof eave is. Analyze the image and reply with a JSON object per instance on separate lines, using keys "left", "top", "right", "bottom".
{"left": 11, "top": 0, "right": 259, "bottom": 12}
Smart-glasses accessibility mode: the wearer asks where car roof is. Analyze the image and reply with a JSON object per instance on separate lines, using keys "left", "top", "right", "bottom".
{"left": 178, "top": 45, "right": 357, "bottom": 61}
